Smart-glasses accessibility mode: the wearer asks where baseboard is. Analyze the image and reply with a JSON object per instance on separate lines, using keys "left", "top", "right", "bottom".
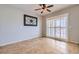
{"left": 46, "top": 36, "right": 79, "bottom": 45}
{"left": 0, "top": 36, "right": 41, "bottom": 47}
{"left": 0, "top": 36, "right": 78, "bottom": 47}
{"left": 69, "top": 41, "right": 79, "bottom": 44}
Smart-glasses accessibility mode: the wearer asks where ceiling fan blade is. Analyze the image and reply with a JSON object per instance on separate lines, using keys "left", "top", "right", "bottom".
{"left": 35, "top": 8, "right": 41, "bottom": 11}
{"left": 47, "top": 9, "right": 51, "bottom": 12}
{"left": 39, "top": 4, "right": 43, "bottom": 6}
{"left": 47, "top": 5, "right": 54, "bottom": 8}
{"left": 41, "top": 11, "right": 43, "bottom": 13}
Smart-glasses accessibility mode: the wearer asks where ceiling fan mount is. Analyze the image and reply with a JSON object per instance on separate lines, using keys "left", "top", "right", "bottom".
{"left": 35, "top": 4, "right": 54, "bottom": 14}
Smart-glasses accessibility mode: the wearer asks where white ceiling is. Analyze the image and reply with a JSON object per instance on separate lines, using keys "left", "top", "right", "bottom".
{"left": 10, "top": 4, "right": 73, "bottom": 16}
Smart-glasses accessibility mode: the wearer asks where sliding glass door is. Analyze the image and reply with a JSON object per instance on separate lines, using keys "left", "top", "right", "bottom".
{"left": 46, "top": 14, "right": 68, "bottom": 41}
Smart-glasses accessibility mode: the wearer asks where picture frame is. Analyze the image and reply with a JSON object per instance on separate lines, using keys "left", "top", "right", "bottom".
{"left": 24, "top": 14, "right": 38, "bottom": 26}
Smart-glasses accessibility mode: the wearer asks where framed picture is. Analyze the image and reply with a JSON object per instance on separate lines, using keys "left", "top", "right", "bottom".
{"left": 24, "top": 14, "right": 38, "bottom": 26}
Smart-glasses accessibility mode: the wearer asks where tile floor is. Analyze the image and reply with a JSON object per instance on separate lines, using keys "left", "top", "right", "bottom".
{"left": 0, "top": 37, "right": 79, "bottom": 54}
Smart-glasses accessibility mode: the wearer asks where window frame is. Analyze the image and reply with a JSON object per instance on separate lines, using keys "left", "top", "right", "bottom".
{"left": 46, "top": 13, "right": 69, "bottom": 41}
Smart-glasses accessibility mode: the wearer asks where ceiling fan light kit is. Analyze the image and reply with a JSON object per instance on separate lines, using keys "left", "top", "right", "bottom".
{"left": 35, "top": 4, "right": 54, "bottom": 14}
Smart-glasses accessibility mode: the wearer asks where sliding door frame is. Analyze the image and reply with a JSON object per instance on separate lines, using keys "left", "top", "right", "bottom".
{"left": 46, "top": 13, "right": 69, "bottom": 42}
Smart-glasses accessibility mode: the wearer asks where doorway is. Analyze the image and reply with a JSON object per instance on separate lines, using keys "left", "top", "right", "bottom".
{"left": 46, "top": 14, "right": 68, "bottom": 41}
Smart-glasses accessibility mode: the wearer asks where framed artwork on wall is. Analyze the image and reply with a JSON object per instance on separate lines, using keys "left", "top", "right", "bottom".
{"left": 24, "top": 14, "right": 38, "bottom": 26}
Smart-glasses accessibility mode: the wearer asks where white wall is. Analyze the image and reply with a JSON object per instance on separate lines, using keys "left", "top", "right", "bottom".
{"left": 0, "top": 5, "right": 42, "bottom": 46}
{"left": 42, "top": 5, "right": 79, "bottom": 44}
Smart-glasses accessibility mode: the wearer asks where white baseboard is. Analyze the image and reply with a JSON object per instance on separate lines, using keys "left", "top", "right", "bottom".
{"left": 0, "top": 39, "right": 26, "bottom": 47}
{"left": 0, "top": 36, "right": 41, "bottom": 47}
{"left": 46, "top": 36, "right": 79, "bottom": 44}
{"left": 69, "top": 41, "right": 79, "bottom": 44}
{"left": 0, "top": 36, "right": 78, "bottom": 47}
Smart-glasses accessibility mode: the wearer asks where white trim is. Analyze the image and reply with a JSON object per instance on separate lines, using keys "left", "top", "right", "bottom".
{"left": 0, "top": 37, "right": 78, "bottom": 47}
{"left": 0, "top": 39, "right": 26, "bottom": 47}
{"left": 69, "top": 41, "right": 79, "bottom": 44}
{"left": 0, "top": 37, "right": 40, "bottom": 47}
{"left": 47, "top": 13, "right": 69, "bottom": 20}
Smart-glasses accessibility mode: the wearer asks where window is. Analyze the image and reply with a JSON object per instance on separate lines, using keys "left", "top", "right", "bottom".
{"left": 46, "top": 14, "right": 68, "bottom": 40}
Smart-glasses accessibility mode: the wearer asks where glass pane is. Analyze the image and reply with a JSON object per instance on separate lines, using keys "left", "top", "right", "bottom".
{"left": 56, "top": 28, "right": 60, "bottom": 38}
{"left": 47, "top": 20, "right": 50, "bottom": 27}
{"left": 64, "top": 16, "right": 67, "bottom": 27}
{"left": 61, "top": 19, "right": 64, "bottom": 27}
{"left": 46, "top": 28, "right": 50, "bottom": 36}
{"left": 61, "top": 28, "right": 64, "bottom": 39}
{"left": 55, "top": 18, "right": 61, "bottom": 27}
{"left": 50, "top": 20, "right": 52, "bottom": 27}
{"left": 61, "top": 28, "right": 67, "bottom": 39}
{"left": 61, "top": 16, "right": 67, "bottom": 27}
{"left": 50, "top": 28, "right": 55, "bottom": 37}
{"left": 50, "top": 19, "right": 55, "bottom": 27}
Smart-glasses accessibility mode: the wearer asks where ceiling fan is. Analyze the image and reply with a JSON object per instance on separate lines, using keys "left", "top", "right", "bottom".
{"left": 35, "top": 4, "right": 54, "bottom": 13}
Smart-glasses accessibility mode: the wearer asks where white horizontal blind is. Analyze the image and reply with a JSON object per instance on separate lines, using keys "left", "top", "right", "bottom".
{"left": 46, "top": 14, "right": 68, "bottom": 40}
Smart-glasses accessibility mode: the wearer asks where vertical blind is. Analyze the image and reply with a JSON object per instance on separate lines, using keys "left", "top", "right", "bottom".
{"left": 46, "top": 14, "right": 68, "bottom": 40}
